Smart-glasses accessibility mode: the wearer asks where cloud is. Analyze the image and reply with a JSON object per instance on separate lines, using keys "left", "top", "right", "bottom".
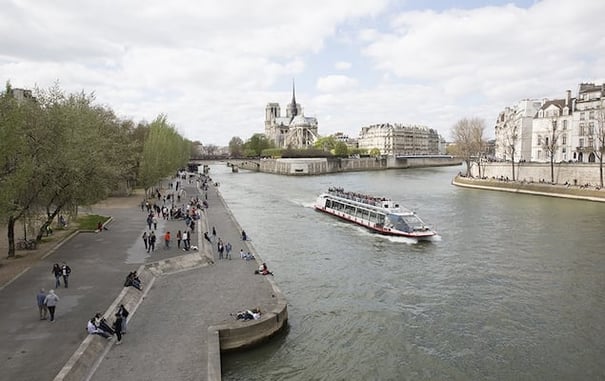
{"left": 334, "top": 61, "right": 352, "bottom": 70}
{"left": 0, "top": 0, "right": 603, "bottom": 145}
{"left": 316, "top": 75, "right": 358, "bottom": 93}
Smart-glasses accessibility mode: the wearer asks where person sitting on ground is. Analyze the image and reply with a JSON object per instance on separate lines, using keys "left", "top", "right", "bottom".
{"left": 257, "top": 262, "right": 273, "bottom": 276}
{"left": 235, "top": 307, "right": 262, "bottom": 321}
{"left": 124, "top": 271, "right": 142, "bottom": 290}
{"left": 87, "top": 314, "right": 112, "bottom": 339}
{"left": 97, "top": 221, "right": 108, "bottom": 232}
{"left": 243, "top": 251, "right": 254, "bottom": 261}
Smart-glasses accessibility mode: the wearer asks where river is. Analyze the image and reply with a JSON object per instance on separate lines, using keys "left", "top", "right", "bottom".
{"left": 209, "top": 164, "right": 605, "bottom": 381}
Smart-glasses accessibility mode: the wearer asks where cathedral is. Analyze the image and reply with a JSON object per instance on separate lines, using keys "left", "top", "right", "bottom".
{"left": 264, "top": 82, "right": 319, "bottom": 149}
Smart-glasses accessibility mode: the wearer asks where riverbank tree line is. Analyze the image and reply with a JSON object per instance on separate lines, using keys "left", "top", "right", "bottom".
{"left": 227, "top": 133, "right": 377, "bottom": 159}
{"left": 0, "top": 82, "right": 190, "bottom": 257}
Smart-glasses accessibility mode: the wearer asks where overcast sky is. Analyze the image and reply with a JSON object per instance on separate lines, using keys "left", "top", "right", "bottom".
{"left": 2, "top": 0, "right": 604, "bottom": 146}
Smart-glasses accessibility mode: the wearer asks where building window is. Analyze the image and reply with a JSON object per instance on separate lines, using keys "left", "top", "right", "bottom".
{"left": 589, "top": 111, "right": 594, "bottom": 120}
{"left": 589, "top": 122, "right": 594, "bottom": 135}
{"left": 579, "top": 138, "right": 584, "bottom": 148}
{"left": 563, "top": 120, "right": 567, "bottom": 130}
{"left": 580, "top": 112, "right": 585, "bottom": 120}
{"left": 562, "top": 135, "right": 567, "bottom": 145}
{"left": 579, "top": 123, "right": 585, "bottom": 135}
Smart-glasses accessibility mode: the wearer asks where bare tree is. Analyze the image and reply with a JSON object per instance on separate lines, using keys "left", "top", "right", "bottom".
{"left": 501, "top": 114, "right": 519, "bottom": 181}
{"left": 543, "top": 118, "right": 563, "bottom": 183}
{"left": 451, "top": 117, "right": 488, "bottom": 177}
{"left": 591, "top": 109, "right": 605, "bottom": 187}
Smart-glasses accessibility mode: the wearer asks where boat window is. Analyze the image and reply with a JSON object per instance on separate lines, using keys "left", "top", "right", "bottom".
{"left": 369, "top": 212, "right": 377, "bottom": 222}
{"left": 325, "top": 199, "right": 331, "bottom": 208}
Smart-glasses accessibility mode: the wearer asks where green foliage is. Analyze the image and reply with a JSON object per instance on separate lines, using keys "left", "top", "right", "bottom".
{"left": 244, "top": 133, "right": 274, "bottom": 157}
{"left": 138, "top": 114, "right": 190, "bottom": 190}
{"left": 76, "top": 214, "right": 110, "bottom": 230}
{"left": 369, "top": 148, "right": 381, "bottom": 157}
{"left": 0, "top": 82, "right": 189, "bottom": 255}
{"left": 261, "top": 148, "right": 283, "bottom": 158}
{"left": 229, "top": 136, "right": 244, "bottom": 157}
{"left": 313, "top": 135, "right": 337, "bottom": 151}
{"left": 281, "top": 148, "right": 332, "bottom": 158}
{"left": 334, "top": 142, "right": 349, "bottom": 157}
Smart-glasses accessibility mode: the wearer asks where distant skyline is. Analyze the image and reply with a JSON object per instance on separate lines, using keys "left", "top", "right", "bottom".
{"left": 1, "top": 0, "right": 604, "bottom": 146}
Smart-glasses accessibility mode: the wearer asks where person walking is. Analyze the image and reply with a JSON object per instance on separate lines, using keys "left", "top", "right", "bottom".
{"left": 112, "top": 313, "right": 124, "bottom": 345}
{"left": 146, "top": 214, "right": 153, "bottom": 230}
{"left": 36, "top": 288, "right": 48, "bottom": 320}
{"left": 225, "top": 242, "right": 232, "bottom": 260}
{"left": 182, "top": 230, "right": 188, "bottom": 251}
{"left": 142, "top": 231, "right": 148, "bottom": 251}
{"left": 44, "top": 289, "right": 59, "bottom": 322}
{"left": 61, "top": 262, "right": 71, "bottom": 288}
{"left": 148, "top": 231, "right": 156, "bottom": 253}
{"left": 164, "top": 231, "right": 171, "bottom": 249}
{"left": 152, "top": 214, "right": 158, "bottom": 230}
{"left": 176, "top": 230, "right": 182, "bottom": 249}
{"left": 217, "top": 239, "right": 224, "bottom": 260}
{"left": 52, "top": 264, "right": 62, "bottom": 288}
{"left": 212, "top": 226, "right": 216, "bottom": 241}
{"left": 117, "top": 304, "right": 129, "bottom": 333}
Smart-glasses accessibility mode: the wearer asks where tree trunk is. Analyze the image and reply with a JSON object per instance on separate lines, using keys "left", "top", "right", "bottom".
{"left": 550, "top": 156, "right": 555, "bottom": 183}
{"left": 511, "top": 151, "right": 516, "bottom": 181}
{"left": 465, "top": 159, "right": 471, "bottom": 177}
{"left": 7, "top": 216, "right": 16, "bottom": 258}
{"left": 599, "top": 152, "right": 603, "bottom": 188}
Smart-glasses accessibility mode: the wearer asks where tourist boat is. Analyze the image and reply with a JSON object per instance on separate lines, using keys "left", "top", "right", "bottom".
{"left": 314, "top": 187, "right": 436, "bottom": 239}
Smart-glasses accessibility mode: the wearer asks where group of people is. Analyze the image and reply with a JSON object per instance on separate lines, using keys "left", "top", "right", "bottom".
{"left": 86, "top": 304, "right": 129, "bottom": 345}
{"left": 35, "top": 262, "right": 71, "bottom": 323}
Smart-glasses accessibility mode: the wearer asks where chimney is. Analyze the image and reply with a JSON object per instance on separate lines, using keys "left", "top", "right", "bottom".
{"left": 565, "top": 90, "right": 571, "bottom": 107}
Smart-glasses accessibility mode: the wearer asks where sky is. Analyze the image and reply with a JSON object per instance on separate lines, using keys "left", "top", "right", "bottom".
{"left": 1, "top": 0, "right": 604, "bottom": 146}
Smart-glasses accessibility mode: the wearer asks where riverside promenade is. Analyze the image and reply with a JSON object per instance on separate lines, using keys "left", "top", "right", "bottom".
{"left": 0, "top": 175, "right": 286, "bottom": 381}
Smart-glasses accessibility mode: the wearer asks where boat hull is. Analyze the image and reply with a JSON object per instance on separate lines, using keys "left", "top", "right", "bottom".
{"left": 314, "top": 205, "right": 435, "bottom": 240}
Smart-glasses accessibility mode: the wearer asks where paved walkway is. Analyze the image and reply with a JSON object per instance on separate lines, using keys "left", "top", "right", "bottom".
{"left": 0, "top": 175, "right": 279, "bottom": 381}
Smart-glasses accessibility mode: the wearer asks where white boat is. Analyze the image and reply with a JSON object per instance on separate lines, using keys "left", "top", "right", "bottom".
{"left": 314, "top": 187, "right": 436, "bottom": 240}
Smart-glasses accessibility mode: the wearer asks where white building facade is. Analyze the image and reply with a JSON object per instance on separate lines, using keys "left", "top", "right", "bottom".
{"left": 357, "top": 123, "right": 444, "bottom": 156}
{"left": 494, "top": 83, "right": 605, "bottom": 163}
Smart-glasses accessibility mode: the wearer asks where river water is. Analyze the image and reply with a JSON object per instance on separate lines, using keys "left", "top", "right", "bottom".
{"left": 210, "top": 164, "right": 605, "bottom": 381}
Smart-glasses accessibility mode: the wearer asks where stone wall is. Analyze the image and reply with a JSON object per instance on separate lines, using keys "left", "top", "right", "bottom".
{"left": 231, "top": 156, "right": 460, "bottom": 176}
{"left": 470, "top": 162, "right": 603, "bottom": 186}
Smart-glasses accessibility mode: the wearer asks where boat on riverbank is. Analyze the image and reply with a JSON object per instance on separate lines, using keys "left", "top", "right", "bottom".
{"left": 314, "top": 187, "right": 436, "bottom": 240}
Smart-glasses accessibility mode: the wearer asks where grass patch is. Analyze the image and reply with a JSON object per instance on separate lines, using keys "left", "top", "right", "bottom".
{"left": 77, "top": 214, "right": 110, "bottom": 230}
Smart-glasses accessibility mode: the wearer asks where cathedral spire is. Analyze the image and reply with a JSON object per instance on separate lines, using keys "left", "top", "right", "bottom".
{"left": 287, "top": 78, "right": 298, "bottom": 119}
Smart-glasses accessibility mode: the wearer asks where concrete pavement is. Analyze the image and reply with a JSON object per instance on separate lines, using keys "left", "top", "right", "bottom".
{"left": 0, "top": 174, "right": 286, "bottom": 381}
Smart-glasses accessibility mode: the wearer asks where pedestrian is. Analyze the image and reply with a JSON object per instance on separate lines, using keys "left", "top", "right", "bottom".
{"left": 149, "top": 231, "right": 156, "bottom": 252}
{"left": 186, "top": 229, "right": 192, "bottom": 249}
{"left": 117, "top": 304, "right": 129, "bottom": 333}
{"left": 176, "top": 230, "right": 182, "bottom": 249}
{"left": 212, "top": 226, "right": 216, "bottom": 240}
{"left": 52, "top": 264, "right": 62, "bottom": 288}
{"left": 182, "top": 230, "right": 188, "bottom": 251}
{"left": 241, "top": 230, "right": 247, "bottom": 241}
{"left": 146, "top": 214, "right": 153, "bottom": 230}
{"left": 142, "top": 231, "right": 148, "bottom": 251}
{"left": 61, "top": 262, "right": 71, "bottom": 288}
{"left": 36, "top": 288, "right": 48, "bottom": 320}
{"left": 225, "top": 242, "right": 232, "bottom": 260}
{"left": 217, "top": 239, "right": 224, "bottom": 259}
{"left": 113, "top": 313, "right": 124, "bottom": 345}
{"left": 164, "top": 231, "right": 171, "bottom": 249}
{"left": 152, "top": 215, "right": 158, "bottom": 230}
{"left": 240, "top": 248, "right": 244, "bottom": 259}
{"left": 44, "top": 289, "right": 59, "bottom": 322}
